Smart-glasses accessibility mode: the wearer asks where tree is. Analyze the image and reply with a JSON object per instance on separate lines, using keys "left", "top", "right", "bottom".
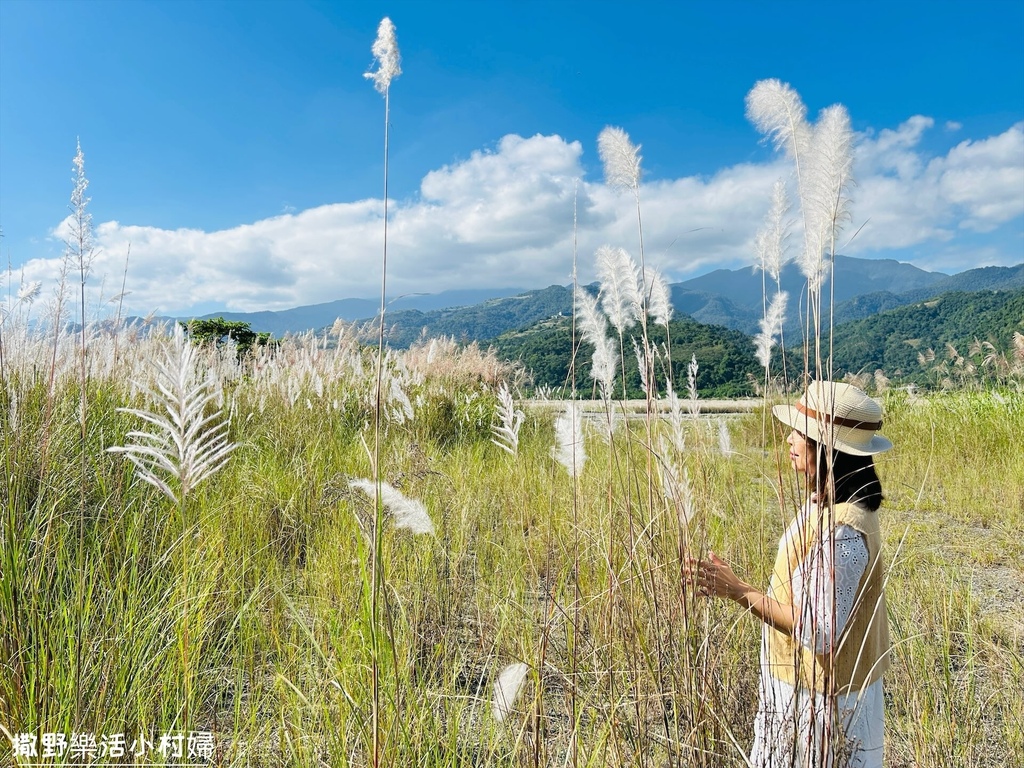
{"left": 180, "top": 317, "right": 271, "bottom": 355}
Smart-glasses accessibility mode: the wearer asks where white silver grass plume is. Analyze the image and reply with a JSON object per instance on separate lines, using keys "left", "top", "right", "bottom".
{"left": 657, "top": 453, "right": 693, "bottom": 527}
{"left": 574, "top": 286, "right": 607, "bottom": 348}
{"left": 349, "top": 478, "right": 435, "bottom": 535}
{"left": 661, "top": 383, "right": 686, "bottom": 453}
{"left": 644, "top": 267, "right": 673, "bottom": 327}
{"left": 687, "top": 354, "right": 700, "bottom": 417}
{"left": 108, "top": 325, "right": 236, "bottom": 505}
{"left": 492, "top": 662, "right": 530, "bottom": 722}
{"left": 745, "top": 79, "right": 811, "bottom": 162}
{"left": 801, "top": 104, "right": 854, "bottom": 290}
{"left": 491, "top": 382, "right": 524, "bottom": 456}
{"left": 597, "top": 126, "right": 641, "bottom": 192}
{"left": 596, "top": 245, "right": 641, "bottom": 334}
{"left": 591, "top": 335, "right": 617, "bottom": 400}
{"left": 575, "top": 286, "right": 617, "bottom": 395}
{"left": 389, "top": 374, "right": 414, "bottom": 423}
{"left": 754, "top": 180, "right": 791, "bottom": 283}
{"left": 754, "top": 290, "right": 788, "bottom": 368}
{"left": 633, "top": 337, "right": 649, "bottom": 396}
{"left": 364, "top": 17, "right": 401, "bottom": 94}
{"left": 68, "top": 140, "right": 94, "bottom": 256}
{"left": 551, "top": 403, "right": 586, "bottom": 477}
{"left": 17, "top": 280, "right": 42, "bottom": 304}
{"left": 718, "top": 418, "right": 733, "bottom": 456}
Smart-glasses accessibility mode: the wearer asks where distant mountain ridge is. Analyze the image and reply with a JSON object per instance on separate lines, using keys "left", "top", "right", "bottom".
{"left": 831, "top": 263, "right": 1024, "bottom": 324}
{"left": 672, "top": 255, "right": 950, "bottom": 334}
{"left": 190, "top": 287, "right": 526, "bottom": 337}
{"left": 158, "top": 257, "right": 1021, "bottom": 344}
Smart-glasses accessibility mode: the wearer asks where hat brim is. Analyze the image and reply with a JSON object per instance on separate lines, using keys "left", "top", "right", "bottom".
{"left": 772, "top": 404, "right": 893, "bottom": 456}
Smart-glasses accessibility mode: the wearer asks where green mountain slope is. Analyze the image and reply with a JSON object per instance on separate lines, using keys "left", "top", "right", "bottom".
{"left": 826, "top": 289, "right": 1024, "bottom": 381}
{"left": 491, "top": 315, "right": 761, "bottom": 398}
{"left": 490, "top": 288, "right": 1023, "bottom": 396}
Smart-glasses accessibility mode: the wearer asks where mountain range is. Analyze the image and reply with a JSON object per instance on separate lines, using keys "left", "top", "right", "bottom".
{"left": 182, "top": 287, "right": 524, "bottom": 338}
{"left": 178, "top": 256, "right": 1022, "bottom": 345}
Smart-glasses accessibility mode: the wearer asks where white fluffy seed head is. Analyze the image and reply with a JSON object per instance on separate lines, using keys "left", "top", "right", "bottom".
{"left": 596, "top": 245, "right": 641, "bottom": 334}
{"left": 17, "top": 281, "right": 43, "bottom": 304}
{"left": 492, "top": 662, "right": 529, "bottom": 722}
{"left": 754, "top": 180, "right": 791, "bottom": 283}
{"left": 644, "top": 267, "right": 673, "bottom": 327}
{"left": 364, "top": 17, "right": 402, "bottom": 94}
{"left": 754, "top": 290, "right": 788, "bottom": 369}
{"left": 551, "top": 403, "right": 587, "bottom": 477}
{"left": 745, "top": 79, "right": 811, "bottom": 161}
{"left": 597, "top": 126, "right": 641, "bottom": 191}
{"left": 349, "top": 478, "right": 434, "bottom": 535}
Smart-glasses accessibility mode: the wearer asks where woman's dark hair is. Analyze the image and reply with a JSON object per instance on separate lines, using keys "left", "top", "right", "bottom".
{"left": 808, "top": 438, "right": 884, "bottom": 511}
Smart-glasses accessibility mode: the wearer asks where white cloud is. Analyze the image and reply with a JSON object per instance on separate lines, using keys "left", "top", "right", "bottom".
{"left": 849, "top": 119, "right": 1024, "bottom": 251}
{"left": 19, "top": 120, "right": 1024, "bottom": 316}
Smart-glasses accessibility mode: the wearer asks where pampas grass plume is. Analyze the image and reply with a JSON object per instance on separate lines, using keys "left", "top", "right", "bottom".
{"left": 492, "top": 662, "right": 530, "bottom": 722}
{"left": 108, "top": 325, "right": 236, "bottom": 505}
{"left": 17, "top": 280, "right": 42, "bottom": 304}
{"left": 633, "top": 337, "right": 649, "bottom": 396}
{"left": 687, "top": 354, "right": 700, "bottom": 417}
{"left": 718, "top": 418, "right": 733, "bottom": 456}
{"left": 597, "top": 126, "right": 641, "bottom": 191}
{"left": 552, "top": 403, "right": 586, "bottom": 476}
{"left": 755, "top": 180, "right": 791, "bottom": 283}
{"left": 644, "top": 267, "right": 673, "bottom": 327}
{"left": 754, "top": 290, "right": 788, "bottom": 368}
{"left": 745, "top": 78, "right": 811, "bottom": 162}
{"left": 364, "top": 17, "right": 401, "bottom": 94}
{"left": 596, "top": 245, "right": 641, "bottom": 334}
{"left": 574, "top": 286, "right": 606, "bottom": 349}
{"left": 575, "top": 286, "right": 617, "bottom": 395}
{"left": 350, "top": 478, "right": 435, "bottom": 535}
{"left": 801, "top": 104, "right": 854, "bottom": 289}
{"left": 491, "top": 382, "right": 524, "bottom": 456}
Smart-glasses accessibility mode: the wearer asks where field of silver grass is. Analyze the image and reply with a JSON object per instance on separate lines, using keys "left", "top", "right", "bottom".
{"left": 3, "top": 17, "right": 1023, "bottom": 768}
{"left": 0, "top": 317, "right": 1021, "bottom": 767}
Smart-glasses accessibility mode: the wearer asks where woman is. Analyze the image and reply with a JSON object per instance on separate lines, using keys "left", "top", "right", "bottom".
{"left": 686, "top": 382, "right": 892, "bottom": 768}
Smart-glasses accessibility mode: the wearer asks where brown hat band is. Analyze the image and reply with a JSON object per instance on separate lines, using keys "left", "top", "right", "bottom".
{"left": 796, "top": 401, "right": 882, "bottom": 431}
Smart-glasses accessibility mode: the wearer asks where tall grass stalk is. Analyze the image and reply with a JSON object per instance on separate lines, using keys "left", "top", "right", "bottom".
{"left": 64, "top": 140, "right": 97, "bottom": 726}
{"left": 364, "top": 17, "right": 401, "bottom": 767}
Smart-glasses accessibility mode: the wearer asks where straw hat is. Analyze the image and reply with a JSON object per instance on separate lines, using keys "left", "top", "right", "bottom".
{"left": 772, "top": 381, "right": 893, "bottom": 456}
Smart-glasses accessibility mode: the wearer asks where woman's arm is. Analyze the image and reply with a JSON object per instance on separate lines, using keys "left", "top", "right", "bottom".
{"left": 684, "top": 551, "right": 798, "bottom": 636}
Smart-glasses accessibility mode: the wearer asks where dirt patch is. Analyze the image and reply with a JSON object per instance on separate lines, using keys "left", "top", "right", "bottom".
{"left": 971, "top": 564, "right": 1024, "bottom": 647}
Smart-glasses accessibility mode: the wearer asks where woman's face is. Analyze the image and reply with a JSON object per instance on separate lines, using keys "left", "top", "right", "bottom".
{"left": 787, "top": 429, "right": 817, "bottom": 481}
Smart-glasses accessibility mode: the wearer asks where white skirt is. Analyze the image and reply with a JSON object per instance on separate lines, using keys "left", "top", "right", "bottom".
{"left": 749, "top": 663, "right": 884, "bottom": 768}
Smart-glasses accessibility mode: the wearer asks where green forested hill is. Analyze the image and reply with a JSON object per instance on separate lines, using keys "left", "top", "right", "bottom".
{"left": 825, "top": 289, "right": 1024, "bottom": 381}
{"left": 489, "top": 289, "right": 1024, "bottom": 395}
{"left": 491, "top": 315, "right": 761, "bottom": 397}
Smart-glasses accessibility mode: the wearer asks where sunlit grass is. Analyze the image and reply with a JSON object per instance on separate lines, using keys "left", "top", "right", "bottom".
{"left": 1, "top": 324, "right": 1021, "bottom": 766}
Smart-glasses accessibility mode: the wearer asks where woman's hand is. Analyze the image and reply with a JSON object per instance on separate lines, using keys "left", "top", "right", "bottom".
{"left": 685, "top": 551, "right": 798, "bottom": 635}
{"left": 685, "top": 551, "right": 745, "bottom": 601}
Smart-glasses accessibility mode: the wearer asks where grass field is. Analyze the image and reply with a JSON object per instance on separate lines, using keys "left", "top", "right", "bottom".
{"left": 1, "top": 325, "right": 1021, "bottom": 767}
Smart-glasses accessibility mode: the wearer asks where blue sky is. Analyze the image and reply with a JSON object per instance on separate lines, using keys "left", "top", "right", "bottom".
{"left": 1, "top": 0, "right": 1022, "bottom": 316}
